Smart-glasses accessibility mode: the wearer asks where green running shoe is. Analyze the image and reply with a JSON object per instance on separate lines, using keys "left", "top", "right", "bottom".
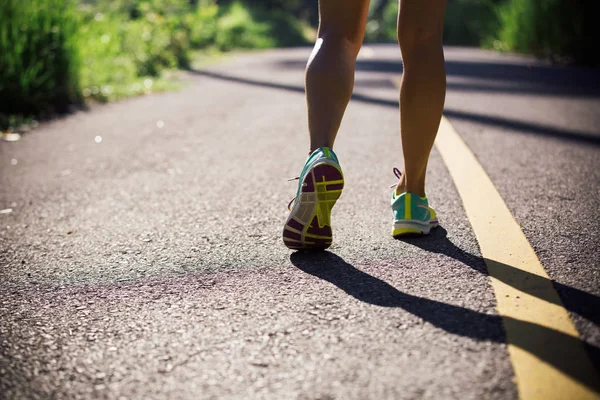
{"left": 283, "top": 147, "right": 344, "bottom": 250}
{"left": 391, "top": 189, "right": 439, "bottom": 237}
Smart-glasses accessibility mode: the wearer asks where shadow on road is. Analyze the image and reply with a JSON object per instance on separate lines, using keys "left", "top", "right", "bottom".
{"left": 402, "top": 227, "right": 600, "bottom": 327}
{"left": 290, "top": 247, "right": 600, "bottom": 393}
{"left": 277, "top": 58, "right": 600, "bottom": 98}
{"left": 191, "top": 66, "right": 600, "bottom": 147}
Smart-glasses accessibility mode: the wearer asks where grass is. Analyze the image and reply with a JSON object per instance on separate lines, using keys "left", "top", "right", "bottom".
{"left": 444, "top": 0, "right": 500, "bottom": 47}
{"left": 491, "top": 0, "right": 596, "bottom": 65}
{"left": 1, "top": 0, "right": 310, "bottom": 131}
{"left": 0, "top": 0, "right": 81, "bottom": 129}
{"left": 3, "top": 0, "right": 594, "bottom": 131}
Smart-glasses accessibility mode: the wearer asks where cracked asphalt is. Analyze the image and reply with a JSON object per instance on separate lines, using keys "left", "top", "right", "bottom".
{"left": 1, "top": 45, "right": 599, "bottom": 399}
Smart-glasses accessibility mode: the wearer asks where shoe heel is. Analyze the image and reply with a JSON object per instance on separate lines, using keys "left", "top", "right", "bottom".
{"left": 392, "top": 221, "right": 431, "bottom": 238}
{"left": 283, "top": 162, "right": 343, "bottom": 251}
{"left": 313, "top": 163, "right": 343, "bottom": 226}
{"left": 313, "top": 163, "right": 344, "bottom": 198}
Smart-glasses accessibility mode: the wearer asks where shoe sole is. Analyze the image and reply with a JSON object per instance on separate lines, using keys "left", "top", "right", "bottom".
{"left": 283, "top": 162, "right": 344, "bottom": 251}
{"left": 392, "top": 219, "right": 439, "bottom": 238}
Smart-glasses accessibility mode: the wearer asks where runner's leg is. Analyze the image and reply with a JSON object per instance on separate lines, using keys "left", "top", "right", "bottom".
{"left": 306, "top": 0, "right": 371, "bottom": 152}
{"left": 395, "top": 0, "right": 447, "bottom": 196}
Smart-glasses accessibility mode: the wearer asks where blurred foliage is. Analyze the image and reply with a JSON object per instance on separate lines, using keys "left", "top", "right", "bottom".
{"left": 0, "top": 0, "right": 81, "bottom": 128}
{"left": 365, "top": 0, "right": 596, "bottom": 66}
{"left": 2, "top": 0, "right": 596, "bottom": 130}
{"left": 226, "top": 0, "right": 319, "bottom": 26}
{"left": 1, "top": 0, "right": 310, "bottom": 129}
{"left": 365, "top": 0, "right": 502, "bottom": 46}
{"left": 444, "top": 0, "right": 501, "bottom": 46}
{"left": 77, "top": 0, "right": 308, "bottom": 102}
{"left": 364, "top": 0, "right": 397, "bottom": 42}
{"left": 493, "top": 0, "right": 597, "bottom": 65}
{"left": 214, "top": 2, "right": 273, "bottom": 50}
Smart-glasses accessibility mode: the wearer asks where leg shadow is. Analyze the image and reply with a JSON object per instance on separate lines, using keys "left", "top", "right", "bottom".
{"left": 401, "top": 227, "right": 600, "bottom": 327}
{"left": 290, "top": 251, "right": 600, "bottom": 392}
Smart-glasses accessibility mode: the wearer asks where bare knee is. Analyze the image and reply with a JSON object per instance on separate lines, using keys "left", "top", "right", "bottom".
{"left": 318, "top": 29, "right": 364, "bottom": 59}
{"left": 316, "top": 0, "right": 369, "bottom": 56}
{"left": 398, "top": 23, "right": 443, "bottom": 53}
{"left": 397, "top": 0, "right": 446, "bottom": 59}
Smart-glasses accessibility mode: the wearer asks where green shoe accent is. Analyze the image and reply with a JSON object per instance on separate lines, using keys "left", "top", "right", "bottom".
{"left": 391, "top": 191, "right": 439, "bottom": 237}
{"left": 294, "top": 148, "right": 339, "bottom": 200}
{"left": 284, "top": 147, "right": 343, "bottom": 250}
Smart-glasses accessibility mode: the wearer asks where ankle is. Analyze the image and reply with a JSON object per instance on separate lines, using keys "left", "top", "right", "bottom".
{"left": 395, "top": 181, "right": 406, "bottom": 195}
{"left": 394, "top": 171, "right": 407, "bottom": 195}
{"left": 402, "top": 170, "right": 426, "bottom": 197}
{"left": 309, "top": 144, "right": 333, "bottom": 153}
{"left": 405, "top": 184, "right": 426, "bottom": 198}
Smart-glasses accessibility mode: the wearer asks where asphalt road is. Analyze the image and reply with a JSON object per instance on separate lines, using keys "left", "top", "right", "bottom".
{"left": 1, "top": 45, "right": 599, "bottom": 399}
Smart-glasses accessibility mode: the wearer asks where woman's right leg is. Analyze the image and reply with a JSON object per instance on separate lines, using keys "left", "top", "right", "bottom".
{"left": 391, "top": 0, "right": 446, "bottom": 238}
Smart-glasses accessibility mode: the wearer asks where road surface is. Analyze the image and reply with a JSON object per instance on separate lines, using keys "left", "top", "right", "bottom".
{"left": 1, "top": 45, "right": 599, "bottom": 399}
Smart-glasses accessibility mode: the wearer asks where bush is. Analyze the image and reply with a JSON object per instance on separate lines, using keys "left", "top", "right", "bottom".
{"left": 364, "top": 0, "right": 398, "bottom": 42}
{"left": 85, "top": 0, "right": 192, "bottom": 76}
{"left": 365, "top": 0, "right": 500, "bottom": 45}
{"left": 0, "top": 0, "right": 81, "bottom": 126}
{"left": 215, "top": 2, "right": 275, "bottom": 50}
{"left": 1, "top": 0, "right": 310, "bottom": 129}
{"left": 212, "top": 2, "right": 308, "bottom": 51}
{"left": 444, "top": 0, "right": 499, "bottom": 46}
{"left": 77, "top": 13, "right": 141, "bottom": 102}
{"left": 492, "top": 0, "right": 597, "bottom": 65}
{"left": 248, "top": 7, "right": 308, "bottom": 47}
{"left": 187, "top": 3, "right": 220, "bottom": 48}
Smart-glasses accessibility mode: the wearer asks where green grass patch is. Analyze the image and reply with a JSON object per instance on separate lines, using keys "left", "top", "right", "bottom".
{"left": 491, "top": 0, "right": 596, "bottom": 65}
{"left": 0, "top": 0, "right": 81, "bottom": 128}
{"left": 444, "top": 0, "right": 500, "bottom": 47}
{"left": 1, "top": 0, "right": 310, "bottom": 131}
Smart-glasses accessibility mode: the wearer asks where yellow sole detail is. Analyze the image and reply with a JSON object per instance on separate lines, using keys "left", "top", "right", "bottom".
{"left": 392, "top": 228, "right": 424, "bottom": 237}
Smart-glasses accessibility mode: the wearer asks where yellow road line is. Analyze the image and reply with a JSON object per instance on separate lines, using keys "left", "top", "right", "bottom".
{"left": 435, "top": 117, "right": 600, "bottom": 399}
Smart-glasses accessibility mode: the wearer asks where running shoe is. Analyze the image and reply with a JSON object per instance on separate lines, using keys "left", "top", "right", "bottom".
{"left": 283, "top": 147, "right": 344, "bottom": 250}
{"left": 391, "top": 170, "right": 439, "bottom": 237}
